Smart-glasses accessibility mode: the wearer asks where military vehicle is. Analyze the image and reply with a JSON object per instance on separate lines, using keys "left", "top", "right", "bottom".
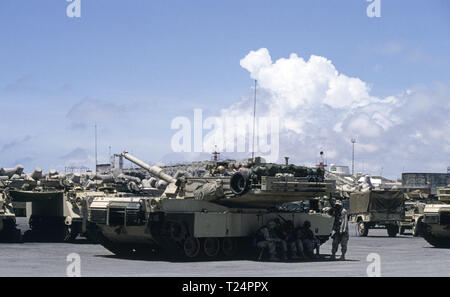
{"left": 88, "top": 152, "right": 336, "bottom": 260}
{"left": 8, "top": 177, "right": 105, "bottom": 242}
{"left": 421, "top": 186, "right": 450, "bottom": 247}
{"left": 398, "top": 200, "right": 426, "bottom": 236}
{"left": 348, "top": 190, "right": 405, "bottom": 237}
{"left": 0, "top": 181, "right": 21, "bottom": 242}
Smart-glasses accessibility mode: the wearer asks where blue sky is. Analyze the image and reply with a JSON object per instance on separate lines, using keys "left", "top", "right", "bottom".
{"left": 0, "top": 0, "right": 449, "bottom": 178}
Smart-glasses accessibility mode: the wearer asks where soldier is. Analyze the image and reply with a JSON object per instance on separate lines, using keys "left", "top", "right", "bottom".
{"left": 330, "top": 200, "right": 349, "bottom": 260}
{"left": 256, "top": 220, "right": 287, "bottom": 261}
{"left": 301, "top": 220, "right": 320, "bottom": 258}
{"left": 281, "top": 220, "right": 302, "bottom": 260}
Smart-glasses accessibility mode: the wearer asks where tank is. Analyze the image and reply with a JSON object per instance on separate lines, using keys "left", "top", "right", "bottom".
{"left": 420, "top": 186, "right": 450, "bottom": 247}
{"left": 0, "top": 180, "right": 21, "bottom": 242}
{"left": 88, "top": 151, "right": 336, "bottom": 259}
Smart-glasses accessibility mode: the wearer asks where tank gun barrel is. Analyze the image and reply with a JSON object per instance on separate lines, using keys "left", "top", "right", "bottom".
{"left": 121, "top": 151, "right": 177, "bottom": 184}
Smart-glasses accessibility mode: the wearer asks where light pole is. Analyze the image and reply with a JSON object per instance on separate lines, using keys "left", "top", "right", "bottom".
{"left": 351, "top": 138, "right": 356, "bottom": 175}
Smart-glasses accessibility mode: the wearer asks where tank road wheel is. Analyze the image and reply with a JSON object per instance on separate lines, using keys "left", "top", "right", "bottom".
{"left": 183, "top": 237, "right": 201, "bottom": 259}
{"left": 357, "top": 222, "right": 369, "bottom": 237}
{"left": 222, "top": 237, "right": 238, "bottom": 258}
{"left": 387, "top": 225, "right": 398, "bottom": 237}
{"left": 203, "top": 238, "right": 220, "bottom": 258}
{"left": 170, "top": 222, "right": 186, "bottom": 242}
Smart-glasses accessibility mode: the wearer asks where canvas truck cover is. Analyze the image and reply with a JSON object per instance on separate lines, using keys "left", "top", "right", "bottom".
{"left": 349, "top": 190, "right": 404, "bottom": 214}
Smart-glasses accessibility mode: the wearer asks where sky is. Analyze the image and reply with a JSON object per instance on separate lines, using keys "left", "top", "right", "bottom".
{"left": 0, "top": 0, "right": 449, "bottom": 179}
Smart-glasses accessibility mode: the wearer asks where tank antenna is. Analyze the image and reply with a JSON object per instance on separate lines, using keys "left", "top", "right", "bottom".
{"left": 251, "top": 80, "right": 257, "bottom": 161}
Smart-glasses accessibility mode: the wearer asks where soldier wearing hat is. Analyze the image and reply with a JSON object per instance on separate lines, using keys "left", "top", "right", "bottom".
{"left": 330, "top": 200, "right": 349, "bottom": 260}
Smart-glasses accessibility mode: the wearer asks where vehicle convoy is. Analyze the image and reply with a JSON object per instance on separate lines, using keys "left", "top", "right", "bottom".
{"left": 0, "top": 181, "right": 21, "bottom": 242}
{"left": 349, "top": 190, "right": 405, "bottom": 237}
{"left": 421, "top": 186, "right": 450, "bottom": 247}
{"left": 88, "top": 151, "right": 336, "bottom": 259}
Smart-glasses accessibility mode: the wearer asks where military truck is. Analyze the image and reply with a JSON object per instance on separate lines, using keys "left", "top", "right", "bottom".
{"left": 0, "top": 181, "right": 21, "bottom": 242}
{"left": 349, "top": 190, "right": 405, "bottom": 237}
{"left": 88, "top": 152, "right": 336, "bottom": 260}
{"left": 421, "top": 186, "right": 450, "bottom": 247}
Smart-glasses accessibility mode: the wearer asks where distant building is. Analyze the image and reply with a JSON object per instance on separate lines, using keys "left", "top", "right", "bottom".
{"left": 329, "top": 164, "right": 350, "bottom": 175}
{"left": 402, "top": 173, "right": 450, "bottom": 195}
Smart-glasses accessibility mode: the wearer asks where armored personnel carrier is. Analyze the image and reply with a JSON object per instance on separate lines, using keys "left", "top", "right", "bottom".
{"left": 89, "top": 152, "right": 336, "bottom": 259}
{"left": 0, "top": 180, "right": 21, "bottom": 242}
{"left": 421, "top": 186, "right": 450, "bottom": 247}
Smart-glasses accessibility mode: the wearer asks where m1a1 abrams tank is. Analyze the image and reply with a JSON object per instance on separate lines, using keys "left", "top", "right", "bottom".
{"left": 0, "top": 180, "right": 21, "bottom": 242}
{"left": 420, "top": 186, "right": 450, "bottom": 247}
{"left": 89, "top": 151, "right": 335, "bottom": 259}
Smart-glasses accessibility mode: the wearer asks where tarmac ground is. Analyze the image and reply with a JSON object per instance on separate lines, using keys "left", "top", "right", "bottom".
{"left": 0, "top": 219, "right": 448, "bottom": 277}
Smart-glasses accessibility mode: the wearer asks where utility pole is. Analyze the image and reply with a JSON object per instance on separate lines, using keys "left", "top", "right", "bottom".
{"left": 251, "top": 80, "right": 257, "bottom": 161}
{"left": 351, "top": 138, "right": 356, "bottom": 175}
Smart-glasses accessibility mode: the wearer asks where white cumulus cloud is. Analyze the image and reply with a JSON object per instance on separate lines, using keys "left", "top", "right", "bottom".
{"left": 205, "top": 48, "right": 450, "bottom": 178}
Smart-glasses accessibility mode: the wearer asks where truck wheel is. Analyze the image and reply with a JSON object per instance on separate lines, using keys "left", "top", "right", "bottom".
{"left": 183, "top": 237, "right": 200, "bottom": 258}
{"left": 203, "top": 237, "right": 220, "bottom": 257}
{"left": 412, "top": 223, "right": 418, "bottom": 237}
{"left": 413, "top": 218, "right": 423, "bottom": 237}
{"left": 387, "top": 225, "right": 398, "bottom": 237}
{"left": 358, "top": 222, "right": 369, "bottom": 237}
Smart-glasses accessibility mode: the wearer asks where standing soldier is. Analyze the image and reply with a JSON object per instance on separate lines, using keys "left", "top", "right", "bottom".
{"left": 330, "top": 200, "right": 349, "bottom": 260}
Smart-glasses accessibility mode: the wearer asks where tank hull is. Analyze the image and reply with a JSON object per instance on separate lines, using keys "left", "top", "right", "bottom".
{"left": 91, "top": 198, "right": 334, "bottom": 259}
{"left": 422, "top": 202, "right": 450, "bottom": 247}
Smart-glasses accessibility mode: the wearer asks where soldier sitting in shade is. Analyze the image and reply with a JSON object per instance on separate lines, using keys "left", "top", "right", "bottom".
{"left": 256, "top": 220, "right": 287, "bottom": 261}
{"left": 282, "top": 220, "right": 303, "bottom": 260}
{"left": 300, "top": 220, "right": 321, "bottom": 259}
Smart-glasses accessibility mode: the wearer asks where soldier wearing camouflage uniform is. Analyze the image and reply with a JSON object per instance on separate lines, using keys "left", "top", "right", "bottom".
{"left": 256, "top": 220, "right": 287, "bottom": 261}
{"left": 330, "top": 200, "right": 349, "bottom": 260}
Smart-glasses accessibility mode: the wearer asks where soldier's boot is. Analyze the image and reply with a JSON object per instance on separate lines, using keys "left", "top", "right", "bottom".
{"left": 330, "top": 253, "right": 336, "bottom": 260}
{"left": 340, "top": 253, "right": 346, "bottom": 261}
